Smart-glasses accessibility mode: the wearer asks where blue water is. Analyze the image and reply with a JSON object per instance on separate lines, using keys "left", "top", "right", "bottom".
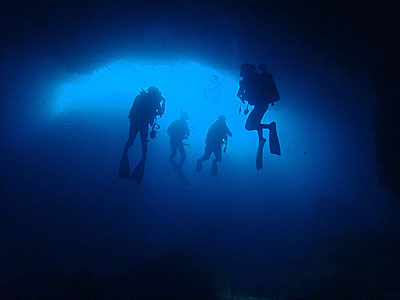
{"left": 1, "top": 56, "right": 398, "bottom": 298}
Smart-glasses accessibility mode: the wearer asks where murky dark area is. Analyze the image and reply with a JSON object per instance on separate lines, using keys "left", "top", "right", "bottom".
{"left": 1, "top": 1, "right": 399, "bottom": 299}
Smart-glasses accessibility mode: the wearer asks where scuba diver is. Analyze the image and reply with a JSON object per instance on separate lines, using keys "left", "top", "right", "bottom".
{"left": 196, "top": 115, "right": 232, "bottom": 176}
{"left": 237, "top": 63, "right": 281, "bottom": 170}
{"left": 119, "top": 86, "right": 166, "bottom": 183}
{"left": 167, "top": 110, "right": 190, "bottom": 170}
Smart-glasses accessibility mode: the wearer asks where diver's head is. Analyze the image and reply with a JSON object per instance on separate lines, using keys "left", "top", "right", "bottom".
{"left": 240, "top": 63, "right": 256, "bottom": 77}
{"left": 180, "top": 110, "right": 189, "bottom": 121}
{"left": 218, "top": 115, "right": 226, "bottom": 123}
{"left": 147, "top": 86, "right": 163, "bottom": 100}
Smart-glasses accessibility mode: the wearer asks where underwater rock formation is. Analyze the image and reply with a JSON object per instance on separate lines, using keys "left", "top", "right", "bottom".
{"left": 373, "top": 44, "right": 400, "bottom": 200}
{"left": 287, "top": 231, "right": 400, "bottom": 299}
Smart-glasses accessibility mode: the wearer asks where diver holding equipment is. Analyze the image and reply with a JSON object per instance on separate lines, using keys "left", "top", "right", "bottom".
{"left": 119, "top": 86, "right": 165, "bottom": 183}
{"left": 149, "top": 120, "right": 161, "bottom": 140}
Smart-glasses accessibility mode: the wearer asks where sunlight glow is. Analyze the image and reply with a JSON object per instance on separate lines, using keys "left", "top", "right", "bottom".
{"left": 51, "top": 58, "right": 341, "bottom": 191}
{"left": 54, "top": 59, "right": 238, "bottom": 118}
{"left": 52, "top": 58, "right": 285, "bottom": 156}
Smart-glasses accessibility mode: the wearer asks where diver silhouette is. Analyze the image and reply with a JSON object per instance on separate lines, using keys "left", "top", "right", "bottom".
{"left": 196, "top": 115, "right": 232, "bottom": 176}
{"left": 168, "top": 111, "right": 190, "bottom": 170}
{"left": 119, "top": 86, "right": 166, "bottom": 183}
{"left": 237, "top": 63, "right": 281, "bottom": 170}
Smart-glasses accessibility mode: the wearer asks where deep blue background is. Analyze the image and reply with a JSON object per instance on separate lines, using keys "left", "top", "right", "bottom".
{"left": 1, "top": 1, "right": 399, "bottom": 298}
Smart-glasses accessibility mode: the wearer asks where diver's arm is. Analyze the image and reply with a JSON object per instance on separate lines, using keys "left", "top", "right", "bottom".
{"left": 185, "top": 124, "right": 190, "bottom": 138}
{"left": 226, "top": 127, "right": 232, "bottom": 137}
{"left": 156, "top": 98, "right": 166, "bottom": 116}
{"left": 224, "top": 135, "right": 228, "bottom": 152}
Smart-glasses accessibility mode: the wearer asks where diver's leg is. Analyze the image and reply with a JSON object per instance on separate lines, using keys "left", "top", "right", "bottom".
{"left": 245, "top": 104, "right": 268, "bottom": 142}
{"left": 123, "top": 122, "right": 139, "bottom": 154}
{"left": 139, "top": 124, "right": 149, "bottom": 162}
{"left": 256, "top": 128, "right": 265, "bottom": 143}
{"left": 169, "top": 140, "right": 178, "bottom": 163}
{"left": 259, "top": 105, "right": 271, "bottom": 129}
{"left": 199, "top": 144, "right": 212, "bottom": 162}
{"left": 245, "top": 105, "right": 262, "bottom": 131}
{"left": 214, "top": 146, "right": 222, "bottom": 162}
{"left": 120, "top": 123, "right": 140, "bottom": 179}
{"left": 196, "top": 144, "right": 212, "bottom": 171}
{"left": 261, "top": 123, "right": 272, "bottom": 129}
{"left": 211, "top": 146, "right": 222, "bottom": 176}
{"left": 177, "top": 143, "right": 186, "bottom": 169}
{"left": 129, "top": 124, "right": 149, "bottom": 183}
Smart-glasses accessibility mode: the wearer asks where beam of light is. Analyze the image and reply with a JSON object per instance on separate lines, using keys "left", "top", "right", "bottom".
{"left": 52, "top": 59, "right": 258, "bottom": 152}
{"left": 53, "top": 59, "right": 237, "bottom": 116}
{"left": 51, "top": 58, "right": 342, "bottom": 193}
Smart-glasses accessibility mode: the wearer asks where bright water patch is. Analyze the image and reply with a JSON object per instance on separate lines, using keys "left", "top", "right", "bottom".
{"left": 53, "top": 59, "right": 236, "bottom": 116}
{"left": 52, "top": 59, "right": 259, "bottom": 152}
{"left": 52, "top": 58, "right": 339, "bottom": 193}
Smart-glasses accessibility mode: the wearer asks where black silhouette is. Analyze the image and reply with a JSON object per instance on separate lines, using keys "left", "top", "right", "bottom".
{"left": 167, "top": 111, "right": 190, "bottom": 185}
{"left": 196, "top": 115, "right": 232, "bottom": 176}
{"left": 168, "top": 111, "right": 190, "bottom": 169}
{"left": 237, "top": 63, "right": 281, "bottom": 170}
{"left": 119, "top": 86, "right": 165, "bottom": 182}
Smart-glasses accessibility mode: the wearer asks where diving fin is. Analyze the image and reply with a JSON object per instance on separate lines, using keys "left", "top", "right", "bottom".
{"left": 256, "top": 138, "right": 266, "bottom": 170}
{"left": 131, "top": 160, "right": 145, "bottom": 183}
{"left": 269, "top": 122, "right": 281, "bottom": 156}
{"left": 118, "top": 151, "right": 130, "bottom": 179}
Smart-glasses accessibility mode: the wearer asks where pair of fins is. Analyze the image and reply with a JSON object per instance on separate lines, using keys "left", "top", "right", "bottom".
{"left": 119, "top": 122, "right": 281, "bottom": 180}
{"left": 118, "top": 152, "right": 145, "bottom": 183}
{"left": 256, "top": 122, "right": 281, "bottom": 170}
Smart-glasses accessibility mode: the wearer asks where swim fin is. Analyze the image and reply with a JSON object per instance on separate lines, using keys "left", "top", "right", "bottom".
{"left": 131, "top": 160, "right": 145, "bottom": 183}
{"left": 118, "top": 151, "right": 130, "bottom": 179}
{"left": 269, "top": 122, "right": 281, "bottom": 156}
{"left": 256, "top": 138, "right": 267, "bottom": 170}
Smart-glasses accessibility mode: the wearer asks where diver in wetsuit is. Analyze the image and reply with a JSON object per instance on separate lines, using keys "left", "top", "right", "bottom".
{"left": 119, "top": 86, "right": 166, "bottom": 182}
{"left": 168, "top": 111, "right": 190, "bottom": 170}
{"left": 237, "top": 63, "right": 281, "bottom": 169}
{"left": 196, "top": 115, "right": 232, "bottom": 176}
